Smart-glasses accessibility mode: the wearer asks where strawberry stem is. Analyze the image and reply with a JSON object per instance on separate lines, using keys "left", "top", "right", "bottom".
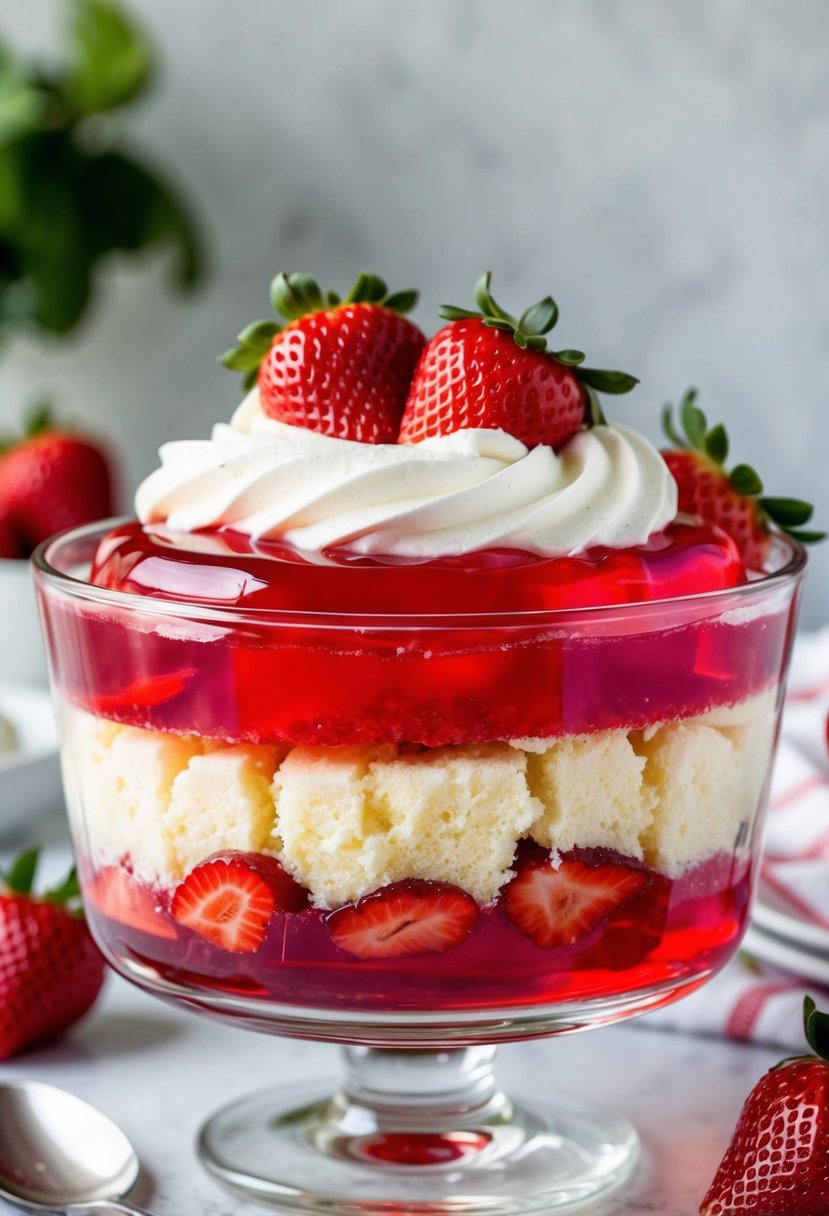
{"left": 439, "top": 271, "right": 638, "bottom": 402}
{"left": 219, "top": 270, "right": 419, "bottom": 392}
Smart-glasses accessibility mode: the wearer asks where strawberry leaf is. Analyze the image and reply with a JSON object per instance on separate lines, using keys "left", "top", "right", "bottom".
{"left": 439, "top": 305, "right": 480, "bottom": 321}
{"left": 2, "top": 846, "right": 39, "bottom": 896}
{"left": 270, "top": 272, "right": 310, "bottom": 321}
{"left": 680, "top": 391, "right": 707, "bottom": 448}
{"left": 473, "top": 271, "right": 516, "bottom": 325}
{"left": 480, "top": 317, "right": 516, "bottom": 331}
{"left": 553, "top": 349, "right": 586, "bottom": 366}
{"left": 703, "top": 423, "right": 729, "bottom": 465}
{"left": 237, "top": 319, "right": 279, "bottom": 350}
{"left": 289, "top": 273, "right": 325, "bottom": 312}
{"left": 804, "top": 996, "right": 829, "bottom": 1062}
{"left": 345, "top": 271, "right": 388, "bottom": 305}
{"left": 43, "top": 865, "right": 82, "bottom": 911}
{"left": 783, "top": 527, "right": 827, "bottom": 544}
{"left": 383, "top": 289, "right": 418, "bottom": 314}
{"left": 661, "top": 404, "right": 686, "bottom": 449}
{"left": 729, "top": 464, "right": 764, "bottom": 496}
{"left": 218, "top": 344, "right": 262, "bottom": 373}
{"left": 759, "top": 497, "right": 814, "bottom": 527}
{"left": 578, "top": 368, "right": 639, "bottom": 394}
{"left": 518, "top": 296, "right": 558, "bottom": 337}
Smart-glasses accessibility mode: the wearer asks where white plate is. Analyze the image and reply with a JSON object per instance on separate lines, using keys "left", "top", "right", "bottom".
{"left": 753, "top": 885, "right": 829, "bottom": 957}
{"left": 0, "top": 683, "right": 61, "bottom": 837}
{"left": 743, "top": 924, "right": 829, "bottom": 987}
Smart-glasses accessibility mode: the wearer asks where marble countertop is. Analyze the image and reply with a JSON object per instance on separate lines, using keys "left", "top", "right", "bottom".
{"left": 0, "top": 829, "right": 777, "bottom": 1216}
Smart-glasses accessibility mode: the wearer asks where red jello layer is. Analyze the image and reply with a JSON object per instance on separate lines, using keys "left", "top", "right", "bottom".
{"left": 82, "top": 849, "right": 751, "bottom": 1013}
{"left": 92, "top": 519, "right": 745, "bottom": 615}
{"left": 41, "top": 519, "right": 790, "bottom": 747}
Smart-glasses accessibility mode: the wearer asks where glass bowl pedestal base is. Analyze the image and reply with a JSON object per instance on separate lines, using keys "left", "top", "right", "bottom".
{"left": 198, "top": 1044, "right": 638, "bottom": 1214}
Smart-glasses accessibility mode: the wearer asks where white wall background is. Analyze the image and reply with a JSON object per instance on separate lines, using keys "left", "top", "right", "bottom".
{"left": 2, "top": 0, "right": 828, "bottom": 623}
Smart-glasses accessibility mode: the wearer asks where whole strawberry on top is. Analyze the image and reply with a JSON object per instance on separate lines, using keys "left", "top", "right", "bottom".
{"left": 0, "top": 404, "right": 114, "bottom": 558}
{"left": 398, "top": 271, "right": 638, "bottom": 450}
{"left": 0, "top": 847, "right": 106, "bottom": 1060}
{"left": 701, "top": 996, "right": 829, "bottom": 1215}
{"left": 220, "top": 271, "right": 425, "bottom": 444}
{"left": 662, "top": 389, "right": 823, "bottom": 571}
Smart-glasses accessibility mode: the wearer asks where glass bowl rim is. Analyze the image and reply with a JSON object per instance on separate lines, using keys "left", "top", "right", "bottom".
{"left": 32, "top": 517, "right": 808, "bottom": 630}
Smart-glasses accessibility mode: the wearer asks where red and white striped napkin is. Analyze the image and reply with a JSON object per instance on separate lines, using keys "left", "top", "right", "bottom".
{"left": 642, "top": 626, "right": 829, "bottom": 1051}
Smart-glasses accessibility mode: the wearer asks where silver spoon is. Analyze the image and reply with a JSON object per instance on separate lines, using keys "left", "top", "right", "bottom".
{"left": 0, "top": 1080, "right": 152, "bottom": 1215}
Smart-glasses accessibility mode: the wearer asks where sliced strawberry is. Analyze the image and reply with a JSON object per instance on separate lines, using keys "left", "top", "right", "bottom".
{"left": 325, "top": 879, "right": 479, "bottom": 959}
{"left": 87, "top": 669, "right": 196, "bottom": 714}
{"left": 89, "top": 866, "right": 177, "bottom": 940}
{"left": 171, "top": 852, "right": 307, "bottom": 953}
{"left": 503, "top": 853, "right": 649, "bottom": 950}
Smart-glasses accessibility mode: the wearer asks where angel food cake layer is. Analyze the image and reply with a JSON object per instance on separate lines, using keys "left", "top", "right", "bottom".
{"left": 64, "top": 690, "right": 775, "bottom": 908}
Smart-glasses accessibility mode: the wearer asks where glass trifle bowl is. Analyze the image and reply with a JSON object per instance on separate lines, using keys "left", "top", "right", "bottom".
{"left": 34, "top": 519, "right": 804, "bottom": 1214}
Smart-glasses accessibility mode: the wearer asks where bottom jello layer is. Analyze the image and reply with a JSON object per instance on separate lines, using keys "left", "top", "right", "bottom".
{"left": 82, "top": 847, "right": 750, "bottom": 1013}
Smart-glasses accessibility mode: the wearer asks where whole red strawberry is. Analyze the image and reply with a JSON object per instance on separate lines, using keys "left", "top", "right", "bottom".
{"left": 701, "top": 997, "right": 829, "bottom": 1215}
{"left": 0, "top": 847, "right": 106, "bottom": 1059}
{"left": 398, "top": 271, "right": 638, "bottom": 449}
{"left": 220, "top": 271, "right": 425, "bottom": 444}
{"left": 0, "top": 405, "right": 114, "bottom": 555}
{"left": 0, "top": 515, "right": 24, "bottom": 559}
{"left": 662, "top": 389, "right": 823, "bottom": 570}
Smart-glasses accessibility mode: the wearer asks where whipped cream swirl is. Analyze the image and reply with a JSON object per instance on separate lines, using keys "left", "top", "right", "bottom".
{"left": 135, "top": 391, "right": 677, "bottom": 557}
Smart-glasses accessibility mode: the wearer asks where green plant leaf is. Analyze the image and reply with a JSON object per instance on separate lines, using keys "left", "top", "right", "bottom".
{"left": 0, "top": 44, "right": 47, "bottom": 142}
{"left": 729, "top": 464, "right": 764, "bottom": 496}
{"left": 553, "top": 349, "right": 585, "bottom": 366}
{"left": 578, "top": 368, "right": 639, "bottom": 394}
{"left": 760, "top": 497, "right": 814, "bottom": 527}
{"left": 65, "top": 0, "right": 153, "bottom": 116}
{"left": 79, "top": 147, "right": 202, "bottom": 285}
{"left": 0, "top": 131, "right": 93, "bottom": 333}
